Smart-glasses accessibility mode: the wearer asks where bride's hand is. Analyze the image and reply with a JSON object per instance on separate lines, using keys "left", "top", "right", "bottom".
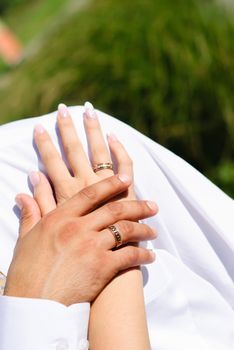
{"left": 31, "top": 102, "right": 136, "bottom": 215}
{"left": 4, "top": 104, "right": 158, "bottom": 305}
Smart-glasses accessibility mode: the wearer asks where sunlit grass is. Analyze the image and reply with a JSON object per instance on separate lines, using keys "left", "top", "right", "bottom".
{"left": 0, "top": 0, "right": 233, "bottom": 196}
{"left": 4, "top": 0, "right": 66, "bottom": 44}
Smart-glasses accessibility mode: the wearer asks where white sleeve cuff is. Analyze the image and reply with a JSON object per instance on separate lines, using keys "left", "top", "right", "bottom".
{"left": 0, "top": 296, "right": 90, "bottom": 350}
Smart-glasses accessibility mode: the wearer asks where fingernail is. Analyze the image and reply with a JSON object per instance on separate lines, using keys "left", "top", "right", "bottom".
{"left": 118, "top": 174, "right": 131, "bottom": 184}
{"left": 146, "top": 201, "right": 158, "bottom": 212}
{"left": 15, "top": 196, "right": 23, "bottom": 209}
{"left": 29, "top": 171, "right": 40, "bottom": 187}
{"left": 107, "top": 133, "right": 118, "bottom": 142}
{"left": 84, "top": 101, "right": 97, "bottom": 119}
{"left": 34, "top": 124, "right": 45, "bottom": 135}
{"left": 58, "top": 103, "right": 69, "bottom": 118}
{"left": 151, "top": 227, "right": 158, "bottom": 237}
{"left": 149, "top": 250, "right": 156, "bottom": 261}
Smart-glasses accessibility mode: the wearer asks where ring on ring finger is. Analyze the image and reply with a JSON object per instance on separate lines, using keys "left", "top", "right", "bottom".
{"left": 93, "top": 162, "right": 113, "bottom": 173}
{"left": 108, "top": 225, "right": 123, "bottom": 248}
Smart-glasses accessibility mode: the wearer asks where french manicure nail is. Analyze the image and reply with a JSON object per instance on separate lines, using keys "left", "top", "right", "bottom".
{"left": 84, "top": 101, "right": 97, "bottom": 119}
{"left": 146, "top": 201, "right": 158, "bottom": 212}
{"left": 58, "top": 103, "right": 69, "bottom": 118}
{"left": 107, "top": 133, "right": 118, "bottom": 142}
{"left": 34, "top": 124, "right": 45, "bottom": 135}
{"left": 29, "top": 171, "right": 40, "bottom": 187}
{"left": 118, "top": 174, "right": 131, "bottom": 184}
{"left": 15, "top": 196, "right": 23, "bottom": 209}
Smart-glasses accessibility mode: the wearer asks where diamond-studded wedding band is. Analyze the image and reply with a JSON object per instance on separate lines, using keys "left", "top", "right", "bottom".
{"left": 93, "top": 162, "right": 113, "bottom": 173}
{"left": 108, "top": 225, "right": 122, "bottom": 248}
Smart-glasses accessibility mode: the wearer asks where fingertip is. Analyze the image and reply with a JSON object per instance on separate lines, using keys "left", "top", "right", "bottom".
{"left": 34, "top": 124, "right": 45, "bottom": 136}
{"left": 151, "top": 227, "right": 158, "bottom": 239}
{"left": 15, "top": 195, "right": 23, "bottom": 209}
{"left": 84, "top": 101, "right": 94, "bottom": 110}
{"left": 84, "top": 101, "right": 97, "bottom": 119}
{"left": 107, "top": 133, "right": 118, "bottom": 143}
{"left": 117, "top": 173, "right": 131, "bottom": 185}
{"left": 58, "top": 103, "right": 69, "bottom": 118}
{"left": 149, "top": 249, "right": 156, "bottom": 262}
{"left": 28, "top": 171, "right": 40, "bottom": 188}
{"left": 146, "top": 201, "right": 158, "bottom": 214}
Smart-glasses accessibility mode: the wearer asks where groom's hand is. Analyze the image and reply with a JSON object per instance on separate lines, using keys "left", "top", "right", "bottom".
{"left": 4, "top": 175, "right": 157, "bottom": 306}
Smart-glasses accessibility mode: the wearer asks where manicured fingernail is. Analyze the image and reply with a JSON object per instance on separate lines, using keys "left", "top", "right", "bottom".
{"left": 107, "top": 133, "right": 118, "bottom": 142}
{"left": 15, "top": 196, "right": 23, "bottom": 209}
{"left": 34, "top": 124, "right": 45, "bottom": 135}
{"left": 118, "top": 174, "right": 131, "bottom": 184}
{"left": 84, "top": 101, "right": 97, "bottom": 119}
{"left": 29, "top": 171, "right": 40, "bottom": 187}
{"left": 58, "top": 103, "right": 69, "bottom": 118}
{"left": 146, "top": 201, "right": 158, "bottom": 212}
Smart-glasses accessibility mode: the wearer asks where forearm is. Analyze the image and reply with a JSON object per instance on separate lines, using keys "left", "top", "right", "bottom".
{"left": 89, "top": 267, "right": 150, "bottom": 350}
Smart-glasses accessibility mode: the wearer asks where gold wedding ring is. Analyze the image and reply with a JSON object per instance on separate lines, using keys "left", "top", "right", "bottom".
{"left": 93, "top": 162, "right": 113, "bottom": 173}
{"left": 108, "top": 225, "right": 122, "bottom": 248}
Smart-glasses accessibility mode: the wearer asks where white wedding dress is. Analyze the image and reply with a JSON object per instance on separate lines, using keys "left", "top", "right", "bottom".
{"left": 0, "top": 106, "right": 233, "bottom": 350}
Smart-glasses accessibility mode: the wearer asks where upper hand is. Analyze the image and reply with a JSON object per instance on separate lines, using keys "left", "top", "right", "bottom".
{"left": 5, "top": 175, "right": 157, "bottom": 306}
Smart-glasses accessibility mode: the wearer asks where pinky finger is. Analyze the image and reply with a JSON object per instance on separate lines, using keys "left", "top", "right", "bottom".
{"left": 107, "top": 133, "right": 135, "bottom": 198}
{"left": 29, "top": 171, "right": 56, "bottom": 216}
{"left": 113, "top": 246, "right": 156, "bottom": 272}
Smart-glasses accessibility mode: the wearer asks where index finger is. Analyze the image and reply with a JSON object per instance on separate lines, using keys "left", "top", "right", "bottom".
{"left": 62, "top": 174, "right": 131, "bottom": 217}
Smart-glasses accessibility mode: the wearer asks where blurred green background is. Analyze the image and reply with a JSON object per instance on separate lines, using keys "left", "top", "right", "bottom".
{"left": 0, "top": 0, "right": 234, "bottom": 197}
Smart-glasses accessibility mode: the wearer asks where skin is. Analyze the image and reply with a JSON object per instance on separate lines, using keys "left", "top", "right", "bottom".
{"left": 4, "top": 175, "right": 157, "bottom": 305}
{"left": 5, "top": 103, "right": 158, "bottom": 348}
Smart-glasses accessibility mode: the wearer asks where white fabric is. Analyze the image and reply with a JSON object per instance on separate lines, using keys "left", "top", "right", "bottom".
{"left": 0, "top": 106, "right": 233, "bottom": 350}
{"left": 0, "top": 296, "right": 89, "bottom": 350}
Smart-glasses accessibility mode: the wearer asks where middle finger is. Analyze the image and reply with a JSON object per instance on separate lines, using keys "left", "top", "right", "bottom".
{"left": 86, "top": 200, "right": 158, "bottom": 231}
{"left": 83, "top": 102, "right": 113, "bottom": 178}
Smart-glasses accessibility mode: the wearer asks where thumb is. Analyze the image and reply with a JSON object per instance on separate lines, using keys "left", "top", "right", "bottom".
{"left": 15, "top": 194, "right": 42, "bottom": 238}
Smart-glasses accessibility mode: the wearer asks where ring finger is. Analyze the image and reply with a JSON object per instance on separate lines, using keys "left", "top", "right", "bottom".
{"left": 99, "top": 221, "right": 157, "bottom": 250}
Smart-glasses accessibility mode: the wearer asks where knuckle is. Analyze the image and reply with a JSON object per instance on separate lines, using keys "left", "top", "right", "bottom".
{"left": 140, "top": 201, "right": 150, "bottom": 215}
{"left": 106, "top": 201, "right": 123, "bottom": 217}
{"left": 118, "top": 220, "right": 133, "bottom": 236}
{"left": 63, "top": 219, "right": 78, "bottom": 235}
{"left": 80, "top": 185, "right": 97, "bottom": 200}
{"left": 20, "top": 210, "right": 33, "bottom": 226}
{"left": 92, "top": 144, "right": 105, "bottom": 156}
{"left": 42, "top": 150, "right": 57, "bottom": 164}
{"left": 79, "top": 236, "right": 98, "bottom": 252}
{"left": 64, "top": 141, "right": 79, "bottom": 156}
{"left": 58, "top": 219, "right": 79, "bottom": 245}
{"left": 126, "top": 246, "right": 139, "bottom": 264}
{"left": 107, "top": 175, "right": 123, "bottom": 189}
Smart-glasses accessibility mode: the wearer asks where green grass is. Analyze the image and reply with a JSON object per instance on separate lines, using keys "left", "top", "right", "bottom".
{"left": 0, "top": 0, "right": 233, "bottom": 197}
{"left": 4, "top": 0, "right": 66, "bottom": 44}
